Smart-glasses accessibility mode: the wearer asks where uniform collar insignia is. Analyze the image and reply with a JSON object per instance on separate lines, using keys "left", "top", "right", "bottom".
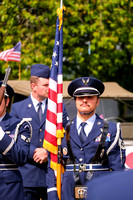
{"left": 28, "top": 104, "right": 32, "bottom": 108}
{"left": 5, "top": 131, "right": 10, "bottom": 134}
{"left": 97, "top": 121, "right": 101, "bottom": 125}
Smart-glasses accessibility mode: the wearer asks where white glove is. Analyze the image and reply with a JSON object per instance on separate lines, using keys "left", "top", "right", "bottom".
{"left": 0, "top": 126, "right": 5, "bottom": 140}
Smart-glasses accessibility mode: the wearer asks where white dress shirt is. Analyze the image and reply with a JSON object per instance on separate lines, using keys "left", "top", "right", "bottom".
{"left": 30, "top": 93, "right": 46, "bottom": 114}
{"left": 77, "top": 114, "right": 96, "bottom": 137}
{"left": 0, "top": 114, "right": 6, "bottom": 140}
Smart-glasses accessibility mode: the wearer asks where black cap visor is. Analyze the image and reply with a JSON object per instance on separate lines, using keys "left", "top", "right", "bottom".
{"left": 73, "top": 87, "right": 100, "bottom": 97}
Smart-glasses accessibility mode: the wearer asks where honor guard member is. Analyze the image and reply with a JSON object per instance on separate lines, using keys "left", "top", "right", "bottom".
{"left": 46, "top": 77, "right": 125, "bottom": 200}
{"left": 0, "top": 82, "right": 31, "bottom": 200}
{"left": 10, "top": 64, "right": 69, "bottom": 200}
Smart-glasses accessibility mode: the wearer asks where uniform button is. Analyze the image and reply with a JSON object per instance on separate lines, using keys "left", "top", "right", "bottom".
{"left": 39, "top": 139, "right": 42, "bottom": 142}
{"left": 80, "top": 148, "right": 83, "bottom": 151}
{"left": 79, "top": 158, "right": 83, "bottom": 162}
{"left": 40, "top": 129, "right": 42, "bottom": 132}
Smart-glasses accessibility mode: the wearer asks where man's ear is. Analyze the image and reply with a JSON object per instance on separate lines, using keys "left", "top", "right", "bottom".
{"left": 96, "top": 97, "right": 100, "bottom": 107}
{"left": 5, "top": 97, "right": 10, "bottom": 107}
{"left": 31, "top": 82, "right": 36, "bottom": 91}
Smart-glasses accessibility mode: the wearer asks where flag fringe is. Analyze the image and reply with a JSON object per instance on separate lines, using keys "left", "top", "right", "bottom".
{"left": 51, "top": 160, "right": 65, "bottom": 173}
{"left": 43, "top": 140, "right": 57, "bottom": 154}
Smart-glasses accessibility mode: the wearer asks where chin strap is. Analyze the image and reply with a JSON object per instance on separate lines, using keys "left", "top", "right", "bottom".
{"left": 80, "top": 110, "right": 94, "bottom": 116}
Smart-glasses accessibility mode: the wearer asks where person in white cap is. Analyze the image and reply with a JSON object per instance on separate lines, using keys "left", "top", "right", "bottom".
{"left": 47, "top": 77, "right": 125, "bottom": 200}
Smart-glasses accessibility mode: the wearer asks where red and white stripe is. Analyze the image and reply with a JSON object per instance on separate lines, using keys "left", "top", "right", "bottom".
{"left": 44, "top": 73, "right": 63, "bottom": 169}
{"left": 6, "top": 51, "right": 21, "bottom": 62}
{"left": 0, "top": 49, "right": 13, "bottom": 61}
{"left": 0, "top": 49, "right": 21, "bottom": 62}
{"left": 57, "top": 74, "right": 63, "bottom": 130}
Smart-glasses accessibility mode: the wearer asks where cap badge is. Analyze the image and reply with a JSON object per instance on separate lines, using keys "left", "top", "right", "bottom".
{"left": 82, "top": 78, "right": 89, "bottom": 85}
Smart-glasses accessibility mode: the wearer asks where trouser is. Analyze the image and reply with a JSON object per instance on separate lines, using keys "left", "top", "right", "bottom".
{"left": 0, "top": 179, "right": 24, "bottom": 200}
{"left": 24, "top": 187, "right": 47, "bottom": 200}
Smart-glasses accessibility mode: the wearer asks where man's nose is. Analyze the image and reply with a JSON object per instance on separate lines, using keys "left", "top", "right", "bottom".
{"left": 82, "top": 97, "right": 87, "bottom": 101}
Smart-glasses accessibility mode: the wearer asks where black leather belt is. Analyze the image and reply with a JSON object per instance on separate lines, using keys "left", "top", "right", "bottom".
{"left": 0, "top": 164, "right": 18, "bottom": 170}
{"left": 66, "top": 164, "right": 109, "bottom": 172}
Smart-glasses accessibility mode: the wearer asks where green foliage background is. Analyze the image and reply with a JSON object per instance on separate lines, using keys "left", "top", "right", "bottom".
{"left": 0, "top": 0, "right": 133, "bottom": 92}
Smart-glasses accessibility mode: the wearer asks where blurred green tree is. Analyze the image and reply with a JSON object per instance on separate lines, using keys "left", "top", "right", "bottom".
{"left": 0, "top": 0, "right": 133, "bottom": 91}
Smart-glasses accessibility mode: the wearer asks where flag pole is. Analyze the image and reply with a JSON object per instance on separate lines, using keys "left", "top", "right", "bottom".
{"left": 19, "top": 62, "right": 21, "bottom": 80}
{"left": 60, "top": 0, "right": 63, "bottom": 8}
{"left": 57, "top": 138, "right": 62, "bottom": 200}
{"left": 57, "top": 1, "right": 63, "bottom": 200}
{"left": 6, "top": 61, "right": 8, "bottom": 69}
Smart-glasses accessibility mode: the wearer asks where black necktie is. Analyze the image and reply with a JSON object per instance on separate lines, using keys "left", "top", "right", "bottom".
{"left": 80, "top": 122, "right": 87, "bottom": 144}
{"left": 37, "top": 102, "right": 42, "bottom": 122}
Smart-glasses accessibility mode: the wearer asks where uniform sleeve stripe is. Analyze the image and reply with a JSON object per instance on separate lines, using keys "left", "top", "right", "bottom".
{"left": 3, "top": 140, "right": 14, "bottom": 155}
{"left": 47, "top": 187, "right": 57, "bottom": 193}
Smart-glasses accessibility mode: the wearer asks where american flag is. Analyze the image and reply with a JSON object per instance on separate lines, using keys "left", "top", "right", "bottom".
{"left": 0, "top": 41, "right": 21, "bottom": 62}
{"left": 43, "top": 9, "right": 64, "bottom": 170}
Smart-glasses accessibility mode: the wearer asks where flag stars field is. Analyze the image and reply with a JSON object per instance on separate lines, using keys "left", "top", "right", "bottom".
{"left": 55, "top": 61, "right": 58, "bottom": 66}
{"left": 56, "top": 41, "right": 59, "bottom": 46}
{"left": 53, "top": 52, "right": 58, "bottom": 58}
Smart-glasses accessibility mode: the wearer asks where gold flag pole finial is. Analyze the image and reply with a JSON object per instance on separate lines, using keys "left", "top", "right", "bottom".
{"left": 57, "top": 0, "right": 65, "bottom": 31}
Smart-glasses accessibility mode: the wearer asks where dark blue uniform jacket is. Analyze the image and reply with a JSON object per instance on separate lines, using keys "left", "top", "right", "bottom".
{"left": 47, "top": 114, "right": 125, "bottom": 200}
{"left": 10, "top": 96, "right": 69, "bottom": 188}
{"left": 0, "top": 113, "right": 31, "bottom": 200}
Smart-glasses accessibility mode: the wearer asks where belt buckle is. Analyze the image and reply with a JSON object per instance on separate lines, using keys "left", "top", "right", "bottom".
{"left": 74, "top": 185, "right": 87, "bottom": 199}
{"left": 79, "top": 164, "right": 86, "bottom": 172}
